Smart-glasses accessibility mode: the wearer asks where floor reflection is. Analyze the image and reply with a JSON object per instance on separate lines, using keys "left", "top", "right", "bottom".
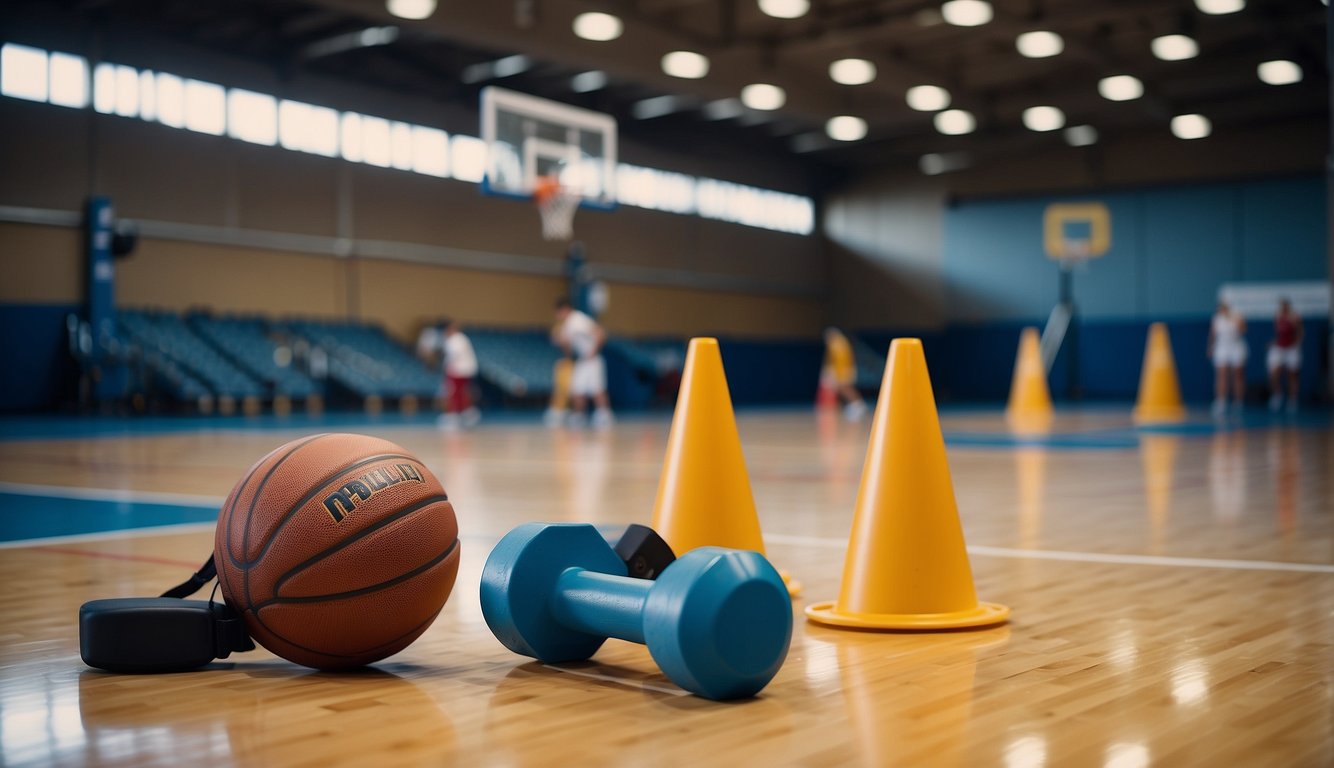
{"left": 1139, "top": 435, "right": 1180, "bottom": 554}
{"left": 812, "top": 627, "right": 1010, "bottom": 766}
{"left": 76, "top": 665, "right": 454, "bottom": 765}
{"left": 1207, "top": 430, "right": 1247, "bottom": 525}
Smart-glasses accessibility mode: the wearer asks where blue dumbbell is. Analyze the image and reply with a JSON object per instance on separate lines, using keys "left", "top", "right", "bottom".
{"left": 480, "top": 523, "right": 792, "bottom": 700}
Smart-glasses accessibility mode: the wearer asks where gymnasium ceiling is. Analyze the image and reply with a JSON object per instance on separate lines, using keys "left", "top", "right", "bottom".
{"left": 4, "top": 0, "right": 1329, "bottom": 178}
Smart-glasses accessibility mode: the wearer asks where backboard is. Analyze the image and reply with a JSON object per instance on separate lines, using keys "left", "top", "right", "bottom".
{"left": 480, "top": 86, "right": 617, "bottom": 210}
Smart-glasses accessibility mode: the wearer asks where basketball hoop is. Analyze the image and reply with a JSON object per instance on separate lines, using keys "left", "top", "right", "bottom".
{"left": 534, "top": 176, "right": 581, "bottom": 241}
{"left": 1055, "top": 239, "right": 1093, "bottom": 271}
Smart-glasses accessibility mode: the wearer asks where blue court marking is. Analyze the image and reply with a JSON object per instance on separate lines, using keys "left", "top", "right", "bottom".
{"left": 0, "top": 491, "right": 218, "bottom": 543}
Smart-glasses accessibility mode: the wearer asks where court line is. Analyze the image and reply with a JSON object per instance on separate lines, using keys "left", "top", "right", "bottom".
{"left": 764, "top": 533, "right": 1334, "bottom": 574}
{"left": 37, "top": 546, "right": 204, "bottom": 569}
{"left": 0, "top": 481, "right": 225, "bottom": 508}
{"left": 0, "top": 522, "right": 219, "bottom": 550}
{"left": 541, "top": 663, "right": 689, "bottom": 696}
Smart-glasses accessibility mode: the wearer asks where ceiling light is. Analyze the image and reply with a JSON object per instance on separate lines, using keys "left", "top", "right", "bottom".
{"left": 662, "top": 51, "right": 709, "bottom": 79}
{"left": 758, "top": 0, "right": 810, "bottom": 19}
{"left": 1098, "top": 75, "right": 1144, "bottom": 101}
{"left": 1064, "top": 125, "right": 1098, "bottom": 146}
{"left": 920, "top": 152, "right": 969, "bottom": 175}
{"left": 934, "top": 109, "right": 975, "bottom": 135}
{"left": 829, "top": 58, "right": 876, "bottom": 85}
{"left": 632, "top": 95, "right": 681, "bottom": 120}
{"left": 1151, "top": 34, "right": 1198, "bottom": 61}
{"left": 1016, "top": 31, "right": 1063, "bottom": 58}
{"left": 1171, "top": 114, "right": 1211, "bottom": 140}
{"left": 826, "top": 115, "right": 867, "bottom": 141}
{"left": 1023, "top": 105, "right": 1065, "bottom": 131}
{"left": 702, "top": 98, "right": 744, "bottom": 120}
{"left": 1194, "top": 0, "right": 1244, "bottom": 13}
{"left": 740, "top": 83, "right": 785, "bottom": 110}
{"left": 1257, "top": 59, "right": 1302, "bottom": 86}
{"left": 941, "top": 0, "right": 993, "bottom": 27}
{"left": 906, "top": 84, "right": 951, "bottom": 111}
{"left": 570, "top": 70, "right": 608, "bottom": 93}
{"left": 573, "top": 12, "right": 623, "bottom": 41}
{"left": 386, "top": 0, "right": 436, "bottom": 20}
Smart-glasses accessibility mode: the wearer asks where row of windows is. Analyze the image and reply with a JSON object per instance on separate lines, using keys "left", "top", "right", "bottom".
{"left": 1, "top": 42, "right": 815, "bottom": 235}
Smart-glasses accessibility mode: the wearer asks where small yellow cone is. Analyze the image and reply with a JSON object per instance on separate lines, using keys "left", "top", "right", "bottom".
{"left": 806, "top": 338, "right": 1009, "bottom": 630}
{"left": 1132, "top": 323, "right": 1186, "bottom": 424}
{"left": 1005, "top": 327, "right": 1053, "bottom": 432}
{"left": 650, "top": 338, "right": 800, "bottom": 595}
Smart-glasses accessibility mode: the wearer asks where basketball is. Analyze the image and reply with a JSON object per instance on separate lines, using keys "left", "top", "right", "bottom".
{"left": 213, "top": 433, "right": 459, "bottom": 670}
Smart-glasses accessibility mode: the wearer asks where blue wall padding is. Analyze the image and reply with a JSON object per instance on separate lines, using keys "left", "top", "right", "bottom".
{"left": 0, "top": 304, "right": 78, "bottom": 412}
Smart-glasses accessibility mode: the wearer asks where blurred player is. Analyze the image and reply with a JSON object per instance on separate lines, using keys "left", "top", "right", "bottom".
{"left": 1207, "top": 300, "right": 1246, "bottom": 416}
{"left": 552, "top": 297, "right": 612, "bottom": 428}
{"left": 418, "top": 318, "right": 480, "bottom": 430}
{"left": 1267, "top": 298, "right": 1303, "bottom": 413}
{"left": 823, "top": 328, "right": 867, "bottom": 422}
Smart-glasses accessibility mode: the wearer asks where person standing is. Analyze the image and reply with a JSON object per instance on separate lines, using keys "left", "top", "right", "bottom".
{"left": 1207, "top": 300, "right": 1247, "bottom": 416}
{"left": 822, "top": 328, "right": 868, "bottom": 421}
{"left": 552, "top": 297, "right": 613, "bottom": 428}
{"left": 420, "top": 318, "right": 480, "bottom": 430}
{"left": 1267, "top": 298, "right": 1303, "bottom": 413}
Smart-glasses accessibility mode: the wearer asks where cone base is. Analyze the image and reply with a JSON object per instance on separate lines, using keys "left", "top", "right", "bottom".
{"left": 779, "top": 570, "right": 802, "bottom": 597}
{"left": 1132, "top": 406, "right": 1187, "bottom": 425}
{"left": 804, "top": 600, "right": 1010, "bottom": 630}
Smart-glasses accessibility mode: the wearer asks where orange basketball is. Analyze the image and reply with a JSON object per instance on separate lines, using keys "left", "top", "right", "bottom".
{"left": 214, "top": 433, "right": 459, "bottom": 670}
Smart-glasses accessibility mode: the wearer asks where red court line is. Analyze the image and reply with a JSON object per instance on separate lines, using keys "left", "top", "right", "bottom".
{"left": 37, "top": 546, "right": 202, "bottom": 569}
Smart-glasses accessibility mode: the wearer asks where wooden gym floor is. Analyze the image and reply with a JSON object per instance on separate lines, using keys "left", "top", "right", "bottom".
{"left": 0, "top": 408, "right": 1330, "bottom": 766}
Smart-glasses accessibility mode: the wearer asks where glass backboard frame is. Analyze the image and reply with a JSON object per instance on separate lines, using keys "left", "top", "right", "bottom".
{"left": 480, "top": 86, "right": 618, "bottom": 211}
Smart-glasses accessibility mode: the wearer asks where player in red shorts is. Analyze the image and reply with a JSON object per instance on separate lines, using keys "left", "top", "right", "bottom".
{"left": 1266, "top": 298, "right": 1303, "bottom": 413}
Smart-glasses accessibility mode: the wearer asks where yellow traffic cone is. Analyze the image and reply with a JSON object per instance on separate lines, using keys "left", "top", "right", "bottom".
{"left": 806, "top": 338, "right": 1009, "bottom": 630}
{"left": 650, "top": 338, "right": 800, "bottom": 595}
{"left": 1132, "top": 323, "right": 1186, "bottom": 424}
{"left": 1005, "top": 327, "right": 1053, "bottom": 432}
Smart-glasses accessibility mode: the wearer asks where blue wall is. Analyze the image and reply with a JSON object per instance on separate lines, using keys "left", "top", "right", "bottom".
{"left": 944, "top": 175, "right": 1327, "bottom": 321}
{"left": 0, "top": 303, "right": 78, "bottom": 412}
{"left": 919, "top": 175, "right": 1328, "bottom": 403}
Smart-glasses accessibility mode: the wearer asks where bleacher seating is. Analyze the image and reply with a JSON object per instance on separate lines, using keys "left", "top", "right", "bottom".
{"left": 286, "top": 319, "right": 438, "bottom": 400}
{"left": 467, "top": 329, "right": 565, "bottom": 398}
{"left": 188, "top": 314, "right": 319, "bottom": 400}
{"left": 118, "top": 310, "right": 263, "bottom": 403}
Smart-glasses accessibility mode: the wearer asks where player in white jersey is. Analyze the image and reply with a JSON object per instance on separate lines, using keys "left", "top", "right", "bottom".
{"left": 552, "top": 297, "right": 612, "bottom": 428}
{"left": 1206, "top": 300, "right": 1247, "bottom": 416}
{"left": 418, "top": 318, "right": 480, "bottom": 430}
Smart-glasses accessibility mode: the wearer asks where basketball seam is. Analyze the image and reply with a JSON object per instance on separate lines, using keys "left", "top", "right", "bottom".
{"left": 268, "top": 495, "right": 453, "bottom": 598}
{"left": 231, "top": 434, "right": 332, "bottom": 610}
{"left": 254, "top": 534, "right": 457, "bottom": 609}
{"left": 248, "top": 543, "right": 458, "bottom": 662}
{"left": 232, "top": 433, "right": 332, "bottom": 570}
{"left": 255, "top": 603, "right": 448, "bottom": 664}
{"left": 245, "top": 452, "right": 432, "bottom": 570}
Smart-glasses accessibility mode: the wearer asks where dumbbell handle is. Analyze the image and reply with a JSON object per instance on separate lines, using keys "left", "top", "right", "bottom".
{"left": 551, "top": 569, "right": 649, "bottom": 645}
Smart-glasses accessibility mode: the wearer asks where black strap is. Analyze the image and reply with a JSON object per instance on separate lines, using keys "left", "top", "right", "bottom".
{"left": 160, "top": 555, "right": 217, "bottom": 599}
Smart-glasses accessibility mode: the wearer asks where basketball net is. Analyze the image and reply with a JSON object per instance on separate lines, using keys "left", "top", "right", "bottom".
{"left": 534, "top": 176, "right": 580, "bottom": 241}
{"left": 1056, "top": 239, "right": 1093, "bottom": 271}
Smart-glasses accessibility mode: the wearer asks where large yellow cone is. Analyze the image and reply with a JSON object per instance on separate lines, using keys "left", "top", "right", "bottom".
{"left": 806, "top": 339, "right": 1009, "bottom": 630}
{"left": 651, "top": 338, "right": 800, "bottom": 595}
{"left": 1005, "top": 327, "right": 1053, "bottom": 432}
{"left": 1132, "top": 323, "right": 1186, "bottom": 424}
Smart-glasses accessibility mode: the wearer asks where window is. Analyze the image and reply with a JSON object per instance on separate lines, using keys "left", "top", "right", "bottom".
{"left": 390, "top": 121, "right": 414, "bottom": 171}
{"left": 358, "top": 114, "right": 392, "bottom": 168}
{"left": 227, "top": 89, "right": 277, "bottom": 145}
{"left": 48, "top": 52, "right": 88, "bottom": 108}
{"left": 1, "top": 43, "right": 48, "bottom": 102}
{"left": 155, "top": 73, "right": 185, "bottom": 128}
{"left": 411, "top": 126, "right": 449, "bottom": 177}
{"left": 183, "top": 79, "right": 225, "bottom": 135}
{"left": 279, "top": 99, "right": 339, "bottom": 157}
{"left": 450, "top": 135, "right": 487, "bottom": 182}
